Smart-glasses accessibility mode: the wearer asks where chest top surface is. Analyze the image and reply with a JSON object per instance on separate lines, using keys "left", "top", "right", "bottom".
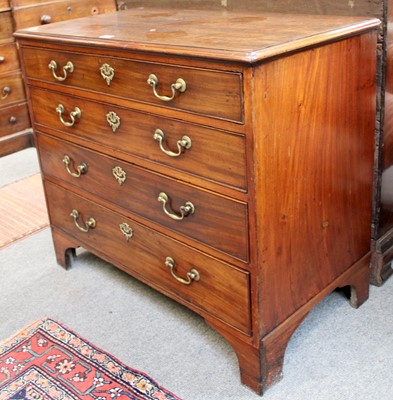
{"left": 14, "top": 8, "right": 379, "bottom": 62}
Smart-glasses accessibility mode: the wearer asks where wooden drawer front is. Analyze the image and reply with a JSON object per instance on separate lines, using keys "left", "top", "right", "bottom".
{"left": 13, "top": 0, "right": 116, "bottom": 30}
{"left": 0, "top": 72, "right": 26, "bottom": 107}
{"left": 21, "top": 47, "right": 243, "bottom": 122}
{"left": 0, "top": 0, "right": 9, "bottom": 9}
{"left": 45, "top": 180, "right": 251, "bottom": 333}
{"left": 0, "top": 11, "right": 13, "bottom": 40}
{"left": 0, "top": 42, "right": 20, "bottom": 75}
{"left": 0, "top": 102, "right": 30, "bottom": 137}
{"left": 37, "top": 133, "right": 249, "bottom": 262}
{"left": 12, "top": 0, "right": 114, "bottom": 7}
{"left": 29, "top": 87, "right": 247, "bottom": 190}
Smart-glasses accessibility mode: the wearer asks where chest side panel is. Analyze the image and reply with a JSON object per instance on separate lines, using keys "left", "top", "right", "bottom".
{"left": 252, "top": 32, "right": 377, "bottom": 333}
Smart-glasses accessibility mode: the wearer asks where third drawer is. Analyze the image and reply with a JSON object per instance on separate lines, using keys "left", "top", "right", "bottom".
{"left": 37, "top": 132, "right": 249, "bottom": 262}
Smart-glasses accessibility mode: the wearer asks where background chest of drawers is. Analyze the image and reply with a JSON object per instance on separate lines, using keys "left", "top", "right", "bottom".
{"left": 15, "top": 9, "right": 379, "bottom": 394}
{"left": 0, "top": 0, "right": 116, "bottom": 157}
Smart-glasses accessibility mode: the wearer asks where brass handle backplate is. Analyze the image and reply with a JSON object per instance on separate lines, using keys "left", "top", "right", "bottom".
{"left": 165, "top": 256, "right": 200, "bottom": 285}
{"left": 1, "top": 86, "right": 11, "bottom": 100}
{"left": 48, "top": 60, "right": 74, "bottom": 81}
{"left": 158, "top": 192, "right": 195, "bottom": 221}
{"left": 63, "top": 155, "right": 87, "bottom": 178}
{"left": 70, "top": 209, "right": 96, "bottom": 233}
{"left": 147, "top": 74, "right": 186, "bottom": 102}
{"left": 153, "top": 129, "right": 191, "bottom": 157}
{"left": 56, "top": 104, "right": 81, "bottom": 127}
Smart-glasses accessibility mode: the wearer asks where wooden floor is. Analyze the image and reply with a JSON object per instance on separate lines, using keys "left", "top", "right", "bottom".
{"left": 0, "top": 173, "right": 49, "bottom": 249}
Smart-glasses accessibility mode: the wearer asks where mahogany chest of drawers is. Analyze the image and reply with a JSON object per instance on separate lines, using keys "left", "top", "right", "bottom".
{"left": 0, "top": 0, "right": 116, "bottom": 156}
{"left": 15, "top": 9, "right": 379, "bottom": 394}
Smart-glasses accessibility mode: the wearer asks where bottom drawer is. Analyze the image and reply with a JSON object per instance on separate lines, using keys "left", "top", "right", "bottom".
{"left": 0, "top": 102, "right": 31, "bottom": 137}
{"left": 45, "top": 180, "right": 251, "bottom": 334}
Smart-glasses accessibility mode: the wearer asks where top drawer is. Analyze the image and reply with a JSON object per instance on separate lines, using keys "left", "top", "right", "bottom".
{"left": 12, "top": 0, "right": 116, "bottom": 30}
{"left": 20, "top": 47, "right": 244, "bottom": 122}
{"left": 0, "top": 0, "right": 9, "bottom": 9}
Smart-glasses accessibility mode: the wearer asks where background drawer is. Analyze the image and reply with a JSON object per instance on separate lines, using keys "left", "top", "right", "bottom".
{"left": 11, "top": 0, "right": 113, "bottom": 6}
{"left": 0, "top": 42, "right": 20, "bottom": 74}
{"left": 29, "top": 86, "right": 247, "bottom": 190}
{"left": 0, "top": 102, "right": 30, "bottom": 137}
{"left": 0, "top": 11, "right": 13, "bottom": 40}
{"left": 37, "top": 133, "right": 249, "bottom": 262}
{"left": 21, "top": 47, "right": 243, "bottom": 122}
{"left": 0, "top": 71, "right": 26, "bottom": 107}
{"left": 12, "top": 0, "right": 116, "bottom": 30}
{"left": 0, "top": 0, "right": 9, "bottom": 9}
{"left": 45, "top": 180, "right": 251, "bottom": 334}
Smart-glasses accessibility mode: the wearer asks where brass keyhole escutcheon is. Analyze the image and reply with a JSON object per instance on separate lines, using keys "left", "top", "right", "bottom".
{"left": 106, "top": 111, "right": 121, "bottom": 132}
{"left": 112, "top": 166, "right": 126, "bottom": 185}
{"left": 119, "top": 222, "right": 133, "bottom": 241}
{"left": 100, "top": 63, "right": 115, "bottom": 86}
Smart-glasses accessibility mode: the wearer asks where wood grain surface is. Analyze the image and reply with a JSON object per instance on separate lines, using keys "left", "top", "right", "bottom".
{"left": 15, "top": 8, "right": 380, "bottom": 62}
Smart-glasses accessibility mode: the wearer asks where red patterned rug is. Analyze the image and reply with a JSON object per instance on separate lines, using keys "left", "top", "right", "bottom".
{"left": 0, "top": 319, "right": 181, "bottom": 400}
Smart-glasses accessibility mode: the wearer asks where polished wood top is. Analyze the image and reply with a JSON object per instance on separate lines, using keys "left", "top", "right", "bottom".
{"left": 14, "top": 8, "right": 380, "bottom": 62}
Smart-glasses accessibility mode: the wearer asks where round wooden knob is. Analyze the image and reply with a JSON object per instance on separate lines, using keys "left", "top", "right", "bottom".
{"left": 9, "top": 116, "right": 17, "bottom": 124}
{"left": 40, "top": 15, "right": 52, "bottom": 24}
{"left": 0, "top": 56, "right": 5, "bottom": 64}
{"left": 2, "top": 86, "right": 11, "bottom": 98}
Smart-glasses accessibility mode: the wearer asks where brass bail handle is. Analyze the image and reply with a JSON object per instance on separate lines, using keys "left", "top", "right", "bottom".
{"left": 157, "top": 192, "right": 195, "bottom": 221}
{"left": 48, "top": 60, "right": 74, "bottom": 81}
{"left": 147, "top": 74, "right": 186, "bottom": 102}
{"left": 62, "top": 155, "right": 87, "bottom": 178}
{"left": 153, "top": 129, "right": 191, "bottom": 157}
{"left": 56, "top": 104, "right": 81, "bottom": 127}
{"left": 70, "top": 209, "right": 96, "bottom": 233}
{"left": 165, "top": 256, "right": 200, "bottom": 285}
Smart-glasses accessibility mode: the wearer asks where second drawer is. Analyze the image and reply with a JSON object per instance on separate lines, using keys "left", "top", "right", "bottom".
{"left": 29, "top": 86, "right": 247, "bottom": 191}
